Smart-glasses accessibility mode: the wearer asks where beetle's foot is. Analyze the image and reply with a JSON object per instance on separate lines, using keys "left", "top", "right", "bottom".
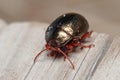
{"left": 80, "top": 44, "right": 95, "bottom": 49}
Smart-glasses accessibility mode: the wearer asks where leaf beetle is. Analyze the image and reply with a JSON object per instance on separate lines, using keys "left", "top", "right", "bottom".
{"left": 34, "top": 13, "right": 94, "bottom": 69}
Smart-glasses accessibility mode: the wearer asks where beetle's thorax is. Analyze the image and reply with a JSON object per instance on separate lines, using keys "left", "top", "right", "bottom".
{"left": 56, "top": 24, "right": 74, "bottom": 44}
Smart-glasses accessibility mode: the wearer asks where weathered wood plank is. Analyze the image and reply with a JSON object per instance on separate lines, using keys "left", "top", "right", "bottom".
{"left": 73, "top": 33, "right": 110, "bottom": 80}
{"left": 91, "top": 35, "right": 120, "bottom": 80}
{"left": 0, "top": 21, "right": 115, "bottom": 80}
{"left": 25, "top": 33, "right": 110, "bottom": 80}
{"left": 0, "top": 19, "right": 7, "bottom": 73}
{"left": 0, "top": 22, "right": 49, "bottom": 80}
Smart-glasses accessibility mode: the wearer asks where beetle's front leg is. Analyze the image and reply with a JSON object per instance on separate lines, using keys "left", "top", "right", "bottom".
{"left": 63, "top": 45, "right": 73, "bottom": 61}
{"left": 64, "top": 53, "right": 68, "bottom": 61}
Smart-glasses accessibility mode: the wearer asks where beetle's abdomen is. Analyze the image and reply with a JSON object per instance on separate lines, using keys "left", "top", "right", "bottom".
{"left": 45, "top": 13, "right": 89, "bottom": 47}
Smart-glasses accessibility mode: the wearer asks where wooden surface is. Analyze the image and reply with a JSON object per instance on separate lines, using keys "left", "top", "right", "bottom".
{"left": 91, "top": 35, "right": 120, "bottom": 80}
{"left": 0, "top": 21, "right": 119, "bottom": 80}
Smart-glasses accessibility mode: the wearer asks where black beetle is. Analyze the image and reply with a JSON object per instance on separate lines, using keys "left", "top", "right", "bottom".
{"left": 34, "top": 13, "right": 93, "bottom": 69}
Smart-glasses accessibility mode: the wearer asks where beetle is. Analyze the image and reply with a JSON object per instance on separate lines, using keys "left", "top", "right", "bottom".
{"left": 34, "top": 13, "right": 94, "bottom": 69}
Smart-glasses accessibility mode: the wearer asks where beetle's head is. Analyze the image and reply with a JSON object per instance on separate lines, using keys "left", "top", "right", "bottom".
{"left": 47, "top": 39, "right": 63, "bottom": 48}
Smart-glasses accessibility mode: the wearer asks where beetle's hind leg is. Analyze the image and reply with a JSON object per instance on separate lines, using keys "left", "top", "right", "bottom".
{"left": 79, "top": 43, "right": 95, "bottom": 49}
{"left": 80, "top": 31, "right": 93, "bottom": 40}
{"left": 79, "top": 31, "right": 95, "bottom": 49}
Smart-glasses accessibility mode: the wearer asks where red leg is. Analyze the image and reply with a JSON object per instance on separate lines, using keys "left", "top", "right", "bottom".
{"left": 80, "top": 43, "right": 95, "bottom": 49}
{"left": 79, "top": 31, "right": 94, "bottom": 49}
{"left": 34, "top": 48, "right": 47, "bottom": 63}
{"left": 64, "top": 53, "right": 68, "bottom": 61}
{"left": 56, "top": 48, "right": 75, "bottom": 69}
{"left": 34, "top": 43, "right": 75, "bottom": 69}
{"left": 81, "top": 31, "right": 93, "bottom": 40}
{"left": 34, "top": 43, "right": 53, "bottom": 63}
{"left": 65, "top": 35, "right": 94, "bottom": 51}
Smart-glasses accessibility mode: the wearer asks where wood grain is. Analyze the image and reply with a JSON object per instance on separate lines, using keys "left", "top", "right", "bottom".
{"left": 0, "top": 21, "right": 118, "bottom": 80}
{"left": 0, "top": 22, "right": 48, "bottom": 80}
{"left": 91, "top": 35, "right": 120, "bottom": 80}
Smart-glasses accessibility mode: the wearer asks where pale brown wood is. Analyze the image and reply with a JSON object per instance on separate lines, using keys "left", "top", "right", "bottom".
{"left": 91, "top": 35, "right": 120, "bottom": 80}
{"left": 0, "top": 21, "right": 119, "bottom": 80}
{"left": 0, "top": 22, "right": 49, "bottom": 80}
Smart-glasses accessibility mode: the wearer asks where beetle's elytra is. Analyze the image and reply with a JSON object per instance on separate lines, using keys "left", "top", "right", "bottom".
{"left": 34, "top": 13, "right": 94, "bottom": 69}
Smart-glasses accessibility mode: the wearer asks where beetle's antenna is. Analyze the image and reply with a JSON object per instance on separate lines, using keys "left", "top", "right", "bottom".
{"left": 34, "top": 48, "right": 48, "bottom": 63}
{"left": 56, "top": 48, "right": 75, "bottom": 69}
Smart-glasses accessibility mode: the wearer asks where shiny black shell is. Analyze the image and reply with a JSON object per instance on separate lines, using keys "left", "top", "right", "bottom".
{"left": 45, "top": 13, "right": 89, "bottom": 47}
